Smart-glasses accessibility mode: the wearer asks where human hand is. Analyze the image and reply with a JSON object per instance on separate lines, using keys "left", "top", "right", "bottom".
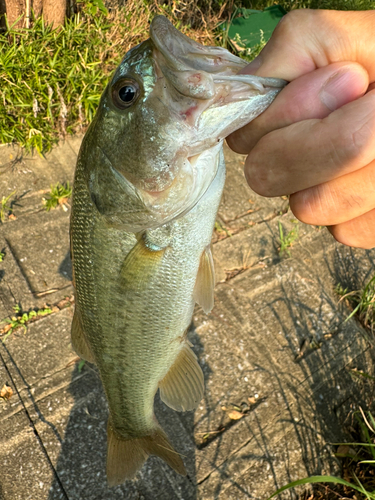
{"left": 227, "top": 9, "right": 375, "bottom": 249}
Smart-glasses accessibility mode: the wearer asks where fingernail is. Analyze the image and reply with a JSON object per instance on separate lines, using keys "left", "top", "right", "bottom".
{"left": 240, "top": 55, "right": 263, "bottom": 75}
{"left": 320, "top": 70, "right": 363, "bottom": 111}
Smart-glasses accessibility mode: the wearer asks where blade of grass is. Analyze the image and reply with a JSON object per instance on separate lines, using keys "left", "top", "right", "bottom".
{"left": 267, "top": 475, "right": 375, "bottom": 499}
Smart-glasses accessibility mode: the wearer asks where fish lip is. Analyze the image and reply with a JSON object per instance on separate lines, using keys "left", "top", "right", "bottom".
{"left": 256, "top": 76, "right": 288, "bottom": 89}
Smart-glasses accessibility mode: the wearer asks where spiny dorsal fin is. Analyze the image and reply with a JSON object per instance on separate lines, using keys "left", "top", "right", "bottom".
{"left": 106, "top": 416, "right": 186, "bottom": 486}
{"left": 193, "top": 244, "right": 215, "bottom": 313}
{"left": 159, "top": 342, "right": 204, "bottom": 412}
{"left": 71, "top": 306, "right": 95, "bottom": 364}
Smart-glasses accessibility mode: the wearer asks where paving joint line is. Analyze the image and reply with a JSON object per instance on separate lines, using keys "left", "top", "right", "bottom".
{"left": 0, "top": 342, "right": 70, "bottom": 500}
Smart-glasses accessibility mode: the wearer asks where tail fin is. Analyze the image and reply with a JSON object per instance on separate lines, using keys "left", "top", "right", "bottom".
{"left": 106, "top": 418, "right": 186, "bottom": 486}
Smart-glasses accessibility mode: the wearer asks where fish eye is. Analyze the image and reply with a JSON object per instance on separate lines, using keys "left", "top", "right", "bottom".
{"left": 111, "top": 78, "right": 140, "bottom": 109}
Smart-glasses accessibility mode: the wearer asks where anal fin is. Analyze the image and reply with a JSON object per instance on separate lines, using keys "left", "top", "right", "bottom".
{"left": 193, "top": 244, "right": 215, "bottom": 313}
{"left": 71, "top": 306, "right": 95, "bottom": 364}
{"left": 159, "top": 342, "right": 204, "bottom": 412}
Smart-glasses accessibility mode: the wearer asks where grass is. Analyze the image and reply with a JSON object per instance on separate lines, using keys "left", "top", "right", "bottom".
{"left": 337, "top": 275, "right": 375, "bottom": 334}
{"left": 0, "top": 191, "right": 16, "bottom": 222}
{"left": 278, "top": 220, "right": 299, "bottom": 257}
{"left": 275, "top": 272, "right": 375, "bottom": 499}
{"left": 0, "top": 304, "right": 53, "bottom": 342}
{"left": 268, "top": 407, "right": 375, "bottom": 499}
{"left": 1, "top": 0, "right": 374, "bottom": 153}
{"left": 43, "top": 182, "right": 72, "bottom": 211}
{"left": 0, "top": 1, "right": 217, "bottom": 154}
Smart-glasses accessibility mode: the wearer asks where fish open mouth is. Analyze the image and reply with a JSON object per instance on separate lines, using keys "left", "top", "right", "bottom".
{"left": 150, "top": 16, "right": 286, "bottom": 143}
{"left": 150, "top": 16, "right": 286, "bottom": 104}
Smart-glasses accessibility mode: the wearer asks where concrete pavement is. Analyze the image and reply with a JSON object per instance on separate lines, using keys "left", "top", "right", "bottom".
{"left": 0, "top": 138, "right": 374, "bottom": 500}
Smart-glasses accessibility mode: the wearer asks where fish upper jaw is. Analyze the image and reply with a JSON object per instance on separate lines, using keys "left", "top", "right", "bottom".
{"left": 150, "top": 16, "right": 287, "bottom": 148}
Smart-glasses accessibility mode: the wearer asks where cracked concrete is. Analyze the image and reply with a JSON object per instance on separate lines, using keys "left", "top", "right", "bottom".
{"left": 0, "top": 137, "right": 374, "bottom": 500}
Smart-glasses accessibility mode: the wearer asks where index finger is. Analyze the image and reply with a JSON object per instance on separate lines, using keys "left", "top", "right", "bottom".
{"left": 244, "top": 9, "right": 375, "bottom": 81}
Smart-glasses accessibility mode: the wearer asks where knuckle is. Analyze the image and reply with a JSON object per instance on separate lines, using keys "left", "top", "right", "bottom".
{"left": 245, "top": 159, "right": 271, "bottom": 197}
{"left": 290, "top": 191, "right": 317, "bottom": 225}
{"left": 274, "top": 10, "right": 306, "bottom": 38}
{"left": 226, "top": 132, "right": 247, "bottom": 155}
{"left": 332, "top": 96, "right": 375, "bottom": 167}
{"left": 349, "top": 116, "right": 375, "bottom": 163}
{"left": 272, "top": 9, "right": 320, "bottom": 42}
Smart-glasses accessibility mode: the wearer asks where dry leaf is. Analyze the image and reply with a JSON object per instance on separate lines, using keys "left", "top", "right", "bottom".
{"left": 0, "top": 384, "right": 13, "bottom": 400}
{"left": 336, "top": 445, "right": 357, "bottom": 458}
{"left": 229, "top": 38, "right": 245, "bottom": 52}
{"left": 228, "top": 410, "right": 244, "bottom": 420}
{"left": 248, "top": 397, "right": 256, "bottom": 405}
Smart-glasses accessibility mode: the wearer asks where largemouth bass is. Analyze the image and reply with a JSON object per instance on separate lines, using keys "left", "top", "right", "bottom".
{"left": 70, "top": 15, "right": 286, "bottom": 486}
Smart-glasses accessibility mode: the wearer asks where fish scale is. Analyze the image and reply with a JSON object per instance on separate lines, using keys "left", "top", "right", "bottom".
{"left": 70, "top": 15, "right": 286, "bottom": 485}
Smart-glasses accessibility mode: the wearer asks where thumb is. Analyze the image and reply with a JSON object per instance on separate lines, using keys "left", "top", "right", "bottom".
{"left": 227, "top": 61, "right": 369, "bottom": 155}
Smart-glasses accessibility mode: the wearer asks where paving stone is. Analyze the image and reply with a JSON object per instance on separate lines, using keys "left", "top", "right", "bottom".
{"left": 0, "top": 358, "right": 67, "bottom": 500}
{"left": 0, "top": 307, "right": 75, "bottom": 398}
{"left": 215, "top": 145, "right": 289, "bottom": 237}
{"left": 212, "top": 212, "right": 317, "bottom": 283}
{"left": 191, "top": 255, "right": 372, "bottom": 479}
{"left": 1, "top": 208, "right": 72, "bottom": 302}
{"left": 198, "top": 348, "right": 375, "bottom": 500}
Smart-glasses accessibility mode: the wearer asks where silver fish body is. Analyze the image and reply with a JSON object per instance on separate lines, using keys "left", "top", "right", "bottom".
{"left": 70, "top": 15, "right": 286, "bottom": 485}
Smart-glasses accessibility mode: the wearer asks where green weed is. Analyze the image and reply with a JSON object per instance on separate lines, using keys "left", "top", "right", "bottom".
{"left": 1, "top": 304, "right": 53, "bottom": 342}
{"left": 268, "top": 407, "right": 375, "bottom": 499}
{"left": 0, "top": 252, "right": 4, "bottom": 262}
{"left": 0, "top": 1, "right": 218, "bottom": 154}
{"left": 225, "top": 29, "right": 267, "bottom": 62}
{"left": 77, "top": 0, "right": 108, "bottom": 16}
{"left": 78, "top": 359, "right": 86, "bottom": 372}
{"left": 278, "top": 220, "right": 299, "bottom": 257}
{"left": 43, "top": 182, "right": 72, "bottom": 211}
{"left": 214, "top": 220, "right": 232, "bottom": 238}
{"left": 0, "top": 191, "right": 16, "bottom": 222}
{"left": 337, "top": 275, "right": 375, "bottom": 333}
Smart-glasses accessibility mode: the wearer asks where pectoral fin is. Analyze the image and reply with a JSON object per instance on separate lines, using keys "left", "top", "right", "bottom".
{"left": 121, "top": 236, "right": 166, "bottom": 290}
{"left": 193, "top": 244, "right": 215, "bottom": 313}
{"left": 159, "top": 342, "right": 204, "bottom": 412}
{"left": 71, "top": 306, "right": 95, "bottom": 364}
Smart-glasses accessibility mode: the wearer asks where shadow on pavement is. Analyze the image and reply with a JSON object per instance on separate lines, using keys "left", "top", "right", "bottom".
{"left": 47, "top": 348, "right": 200, "bottom": 499}
{"left": 47, "top": 243, "right": 375, "bottom": 500}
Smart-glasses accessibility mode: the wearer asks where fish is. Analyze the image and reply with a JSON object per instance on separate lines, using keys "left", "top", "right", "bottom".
{"left": 70, "top": 15, "right": 286, "bottom": 486}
